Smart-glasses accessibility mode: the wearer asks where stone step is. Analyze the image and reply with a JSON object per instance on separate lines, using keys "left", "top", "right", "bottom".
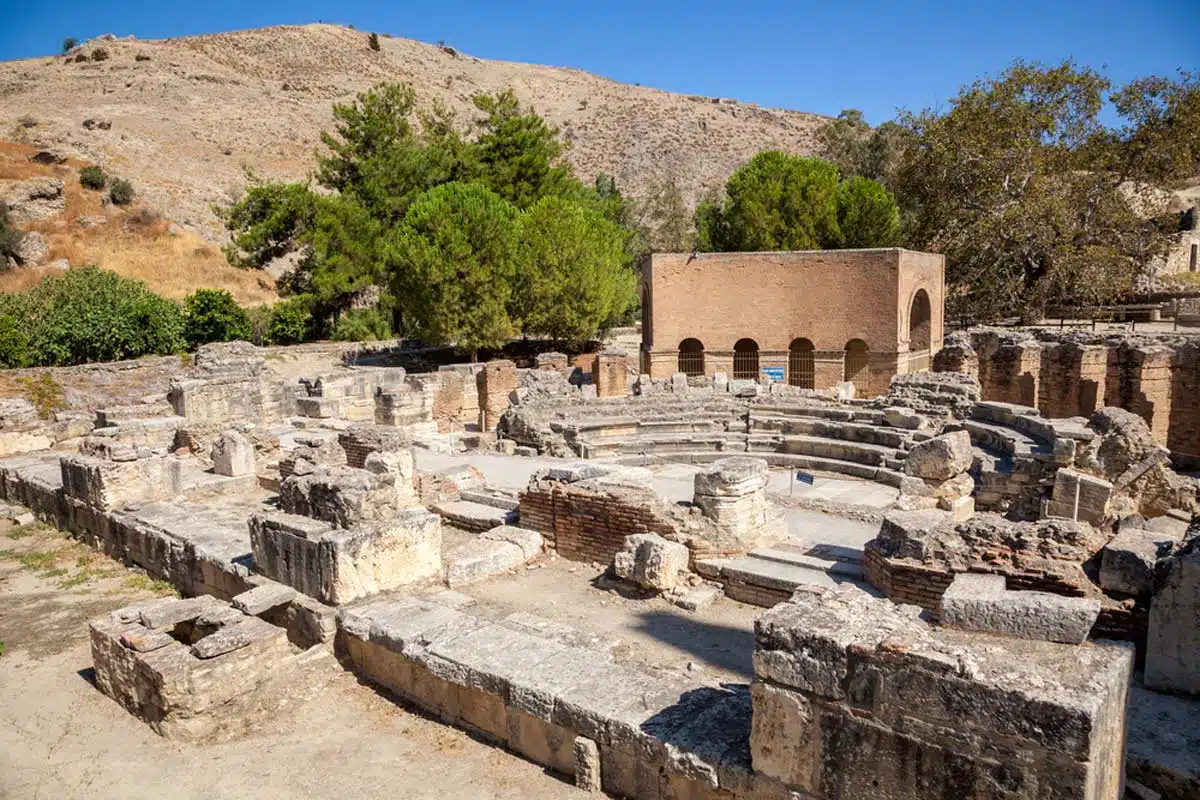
{"left": 458, "top": 490, "right": 520, "bottom": 512}
{"left": 747, "top": 547, "right": 865, "bottom": 579}
{"left": 431, "top": 500, "right": 518, "bottom": 533}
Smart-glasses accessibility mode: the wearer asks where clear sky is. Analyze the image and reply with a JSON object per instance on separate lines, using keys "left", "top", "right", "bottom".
{"left": 2, "top": 0, "right": 1195, "bottom": 124}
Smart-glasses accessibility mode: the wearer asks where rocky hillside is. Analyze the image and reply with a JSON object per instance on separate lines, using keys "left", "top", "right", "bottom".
{"left": 0, "top": 25, "right": 829, "bottom": 241}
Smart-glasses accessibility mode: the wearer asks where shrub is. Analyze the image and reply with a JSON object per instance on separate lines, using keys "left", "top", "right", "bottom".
{"left": 91, "top": 47, "right": 109, "bottom": 62}
{"left": 79, "top": 165, "right": 106, "bottom": 190}
{"left": 62, "top": 38, "right": 77, "bottom": 53}
{"left": 183, "top": 289, "right": 253, "bottom": 347}
{"left": 108, "top": 177, "right": 135, "bottom": 206}
{"left": 368, "top": 32, "right": 380, "bottom": 51}
{"left": 265, "top": 298, "right": 312, "bottom": 345}
{"left": 135, "top": 53, "right": 150, "bottom": 62}
{"left": 72, "top": 52, "right": 89, "bottom": 63}
{"left": 246, "top": 304, "right": 273, "bottom": 345}
{"left": 331, "top": 308, "right": 391, "bottom": 342}
{"left": 19, "top": 267, "right": 184, "bottom": 366}
{"left": 0, "top": 293, "right": 31, "bottom": 367}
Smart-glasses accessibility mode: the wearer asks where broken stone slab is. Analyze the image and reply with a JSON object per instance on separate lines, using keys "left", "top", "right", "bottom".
{"left": 883, "top": 406, "right": 924, "bottom": 430}
{"left": 541, "top": 461, "right": 611, "bottom": 483}
{"left": 119, "top": 629, "right": 175, "bottom": 652}
{"left": 939, "top": 573, "right": 1100, "bottom": 644}
{"left": 210, "top": 430, "right": 255, "bottom": 477}
{"left": 1046, "top": 468, "right": 1114, "bottom": 525}
{"left": 194, "top": 605, "right": 246, "bottom": 628}
{"left": 479, "top": 525, "right": 543, "bottom": 559}
{"left": 1099, "top": 528, "right": 1178, "bottom": 595}
{"left": 693, "top": 456, "right": 768, "bottom": 498}
{"left": 190, "top": 617, "right": 276, "bottom": 659}
{"left": 669, "top": 584, "right": 723, "bottom": 612}
{"left": 613, "top": 533, "right": 689, "bottom": 592}
{"left": 232, "top": 583, "right": 297, "bottom": 616}
{"left": 137, "top": 596, "right": 222, "bottom": 629}
{"left": 904, "top": 430, "right": 973, "bottom": 480}
{"left": 574, "top": 736, "right": 602, "bottom": 792}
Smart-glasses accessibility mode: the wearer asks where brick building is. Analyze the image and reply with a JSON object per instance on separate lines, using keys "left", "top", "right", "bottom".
{"left": 640, "top": 248, "right": 945, "bottom": 396}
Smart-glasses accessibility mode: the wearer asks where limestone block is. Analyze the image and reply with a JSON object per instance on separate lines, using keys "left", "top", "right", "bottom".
{"left": 60, "top": 454, "right": 182, "bottom": 511}
{"left": 939, "top": 495, "right": 975, "bottom": 521}
{"left": 1046, "top": 468, "right": 1114, "bottom": 524}
{"left": 749, "top": 681, "right": 820, "bottom": 792}
{"left": 904, "top": 430, "right": 973, "bottom": 480}
{"left": 210, "top": 430, "right": 255, "bottom": 477}
{"left": 939, "top": 573, "right": 1100, "bottom": 644}
{"left": 712, "top": 373, "right": 728, "bottom": 393}
{"left": 693, "top": 457, "right": 769, "bottom": 535}
{"left": 612, "top": 533, "right": 689, "bottom": 592}
{"left": 250, "top": 509, "right": 442, "bottom": 604}
{"left": 728, "top": 379, "right": 759, "bottom": 397}
{"left": 671, "top": 372, "right": 689, "bottom": 394}
{"left": 1145, "top": 541, "right": 1200, "bottom": 694}
{"left": 480, "top": 525, "right": 543, "bottom": 559}
{"left": 232, "top": 583, "right": 297, "bottom": 616}
{"left": 883, "top": 406, "right": 924, "bottom": 430}
{"left": 574, "top": 736, "right": 602, "bottom": 792}
{"left": 444, "top": 538, "right": 526, "bottom": 588}
{"left": 1099, "top": 528, "right": 1177, "bottom": 595}
{"left": 580, "top": 384, "right": 597, "bottom": 400}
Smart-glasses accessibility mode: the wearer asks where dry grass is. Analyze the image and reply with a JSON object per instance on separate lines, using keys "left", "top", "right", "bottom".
{"left": 0, "top": 142, "right": 277, "bottom": 305}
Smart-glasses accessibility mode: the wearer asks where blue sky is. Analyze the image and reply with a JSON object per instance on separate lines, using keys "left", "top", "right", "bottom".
{"left": 2, "top": 0, "right": 1195, "bottom": 124}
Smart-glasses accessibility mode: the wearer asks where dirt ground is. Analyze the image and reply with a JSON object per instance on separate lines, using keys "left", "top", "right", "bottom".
{"left": 0, "top": 523, "right": 585, "bottom": 800}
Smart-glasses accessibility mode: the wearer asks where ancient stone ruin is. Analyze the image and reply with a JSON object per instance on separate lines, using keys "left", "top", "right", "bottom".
{"left": 0, "top": 334, "right": 1197, "bottom": 798}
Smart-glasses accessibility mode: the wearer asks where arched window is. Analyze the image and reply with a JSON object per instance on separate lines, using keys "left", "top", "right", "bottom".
{"left": 788, "top": 338, "right": 815, "bottom": 388}
{"left": 844, "top": 339, "right": 869, "bottom": 385}
{"left": 733, "top": 338, "right": 760, "bottom": 380}
{"left": 909, "top": 289, "right": 932, "bottom": 370}
{"left": 678, "top": 338, "right": 705, "bottom": 376}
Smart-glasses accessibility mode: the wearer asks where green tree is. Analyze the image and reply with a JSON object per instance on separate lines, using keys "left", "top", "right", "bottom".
{"left": 697, "top": 151, "right": 842, "bottom": 251}
{"left": 62, "top": 38, "right": 77, "bottom": 53}
{"left": 305, "top": 193, "right": 386, "bottom": 322}
{"left": 220, "top": 179, "right": 316, "bottom": 267}
{"left": 817, "top": 109, "right": 913, "bottom": 189}
{"left": 331, "top": 308, "right": 392, "bottom": 341}
{"left": 265, "top": 297, "right": 313, "bottom": 345}
{"left": 316, "top": 83, "right": 418, "bottom": 194}
{"left": 836, "top": 176, "right": 900, "bottom": 248}
{"left": 513, "top": 196, "right": 637, "bottom": 344}
{"left": 472, "top": 89, "right": 577, "bottom": 209}
{"left": 632, "top": 177, "right": 693, "bottom": 253}
{"left": 183, "top": 289, "right": 253, "bottom": 347}
{"left": 894, "top": 62, "right": 1198, "bottom": 320}
{"left": 384, "top": 183, "right": 518, "bottom": 356}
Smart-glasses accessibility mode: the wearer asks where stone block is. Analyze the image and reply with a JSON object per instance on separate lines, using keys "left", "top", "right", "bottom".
{"left": 443, "top": 538, "right": 526, "bottom": 588}
{"left": 749, "top": 681, "right": 820, "bottom": 792}
{"left": 574, "top": 736, "right": 602, "bottom": 792}
{"left": 939, "top": 494, "right": 975, "bottom": 521}
{"left": 250, "top": 509, "right": 442, "bottom": 605}
{"left": 904, "top": 430, "right": 973, "bottom": 480}
{"left": 1145, "top": 540, "right": 1200, "bottom": 694}
{"left": 671, "top": 372, "right": 689, "bottom": 394}
{"left": 479, "top": 525, "right": 543, "bottom": 559}
{"left": 693, "top": 457, "right": 769, "bottom": 537}
{"left": 1099, "top": 528, "right": 1177, "bottom": 595}
{"left": 613, "top": 533, "right": 689, "bottom": 592}
{"left": 210, "top": 430, "right": 255, "bottom": 477}
{"left": 1046, "top": 468, "right": 1114, "bottom": 524}
{"left": 232, "top": 582, "right": 297, "bottom": 616}
{"left": 939, "top": 572, "right": 1100, "bottom": 644}
{"left": 670, "top": 584, "right": 722, "bottom": 612}
{"left": 882, "top": 406, "right": 924, "bottom": 430}
{"left": 712, "top": 373, "right": 728, "bottom": 393}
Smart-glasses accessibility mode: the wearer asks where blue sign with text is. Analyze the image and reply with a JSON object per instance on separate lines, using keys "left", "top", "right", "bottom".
{"left": 796, "top": 472, "right": 815, "bottom": 486}
{"left": 761, "top": 366, "right": 785, "bottom": 381}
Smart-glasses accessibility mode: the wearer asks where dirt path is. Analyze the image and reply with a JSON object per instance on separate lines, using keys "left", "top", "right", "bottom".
{"left": 0, "top": 523, "right": 584, "bottom": 800}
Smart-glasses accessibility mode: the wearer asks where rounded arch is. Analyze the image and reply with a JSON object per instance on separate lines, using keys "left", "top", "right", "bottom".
{"left": 788, "top": 338, "right": 815, "bottom": 388}
{"left": 909, "top": 288, "right": 932, "bottom": 355}
{"left": 844, "top": 339, "right": 870, "bottom": 385}
{"left": 678, "top": 338, "right": 705, "bottom": 377}
{"left": 733, "top": 338, "right": 760, "bottom": 380}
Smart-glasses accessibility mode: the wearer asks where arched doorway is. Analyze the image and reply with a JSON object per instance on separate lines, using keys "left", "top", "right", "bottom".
{"left": 733, "top": 338, "right": 760, "bottom": 380}
{"left": 909, "top": 289, "right": 931, "bottom": 371}
{"left": 788, "top": 338, "right": 815, "bottom": 388}
{"left": 678, "top": 338, "right": 705, "bottom": 376}
{"left": 844, "top": 339, "right": 869, "bottom": 386}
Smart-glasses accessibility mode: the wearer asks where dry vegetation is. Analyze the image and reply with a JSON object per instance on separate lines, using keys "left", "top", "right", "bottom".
{"left": 0, "top": 25, "right": 828, "bottom": 241}
{"left": 0, "top": 142, "right": 277, "bottom": 304}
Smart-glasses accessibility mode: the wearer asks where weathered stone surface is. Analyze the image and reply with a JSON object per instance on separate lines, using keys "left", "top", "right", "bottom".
{"left": 210, "top": 430, "right": 255, "bottom": 477}
{"left": 250, "top": 508, "right": 442, "bottom": 604}
{"left": 1046, "top": 468, "right": 1115, "bottom": 524}
{"left": 2, "top": 177, "right": 65, "bottom": 222}
{"left": 612, "top": 533, "right": 689, "bottom": 592}
{"left": 573, "top": 736, "right": 602, "bottom": 792}
{"left": 191, "top": 619, "right": 265, "bottom": 659}
{"left": 119, "top": 629, "right": 175, "bottom": 652}
{"left": 479, "top": 525, "right": 543, "bottom": 559}
{"left": 1145, "top": 538, "right": 1200, "bottom": 694}
{"left": 903, "top": 430, "right": 973, "bottom": 480}
{"left": 444, "top": 538, "right": 526, "bottom": 588}
{"left": 882, "top": 406, "right": 923, "bottom": 430}
{"left": 939, "top": 572, "right": 1100, "bottom": 644}
{"left": 14, "top": 231, "right": 48, "bottom": 265}
{"left": 1099, "top": 528, "right": 1177, "bottom": 595}
{"left": 61, "top": 453, "right": 182, "bottom": 511}
{"left": 753, "top": 584, "right": 1133, "bottom": 799}
{"left": 693, "top": 456, "right": 768, "bottom": 497}
{"left": 231, "top": 582, "right": 297, "bottom": 616}
{"left": 137, "top": 596, "right": 222, "bottom": 629}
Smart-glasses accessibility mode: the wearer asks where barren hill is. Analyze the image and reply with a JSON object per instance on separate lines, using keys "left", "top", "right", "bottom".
{"left": 0, "top": 24, "right": 828, "bottom": 241}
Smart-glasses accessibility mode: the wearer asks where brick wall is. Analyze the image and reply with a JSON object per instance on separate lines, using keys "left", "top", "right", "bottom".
{"left": 591, "top": 352, "right": 629, "bottom": 398}
{"left": 1106, "top": 345, "right": 1173, "bottom": 445}
{"left": 1037, "top": 343, "right": 1107, "bottom": 419}
{"left": 477, "top": 360, "right": 519, "bottom": 430}
{"left": 641, "top": 249, "right": 944, "bottom": 394}
{"left": 518, "top": 483, "right": 676, "bottom": 564}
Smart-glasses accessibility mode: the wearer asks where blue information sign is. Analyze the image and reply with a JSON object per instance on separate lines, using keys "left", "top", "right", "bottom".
{"left": 761, "top": 366, "right": 785, "bottom": 381}
{"left": 795, "top": 472, "right": 815, "bottom": 486}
